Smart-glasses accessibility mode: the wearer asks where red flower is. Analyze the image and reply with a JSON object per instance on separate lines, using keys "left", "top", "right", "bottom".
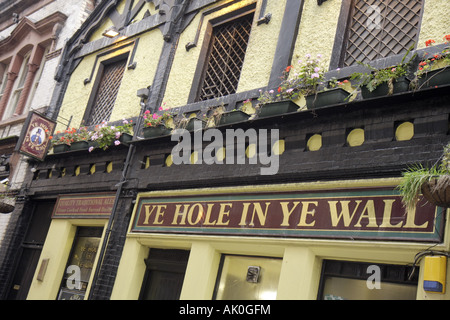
{"left": 278, "top": 87, "right": 282, "bottom": 93}
{"left": 285, "top": 65, "right": 293, "bottom": 73}
{"left": 444, "top": 35, "right": 450, "bottom": 42}
{"left": 425, "top": 39, "right": 435, "bottom": 47}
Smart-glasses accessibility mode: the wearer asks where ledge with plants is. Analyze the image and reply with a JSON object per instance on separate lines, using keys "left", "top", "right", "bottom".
{"left": 398, "top": 143, "right": 450, "bottom": 211}
{"left": 256, "top": 54, "right": 353, "bottom": 116}
{"left": 50, "top": 119, "right": 134, "bottom": 154}
{"left": 411, "top": 35, "right": 450, "bottom": 90}
{"left": 142, "top": 103, "right": 174, "bottom": 138}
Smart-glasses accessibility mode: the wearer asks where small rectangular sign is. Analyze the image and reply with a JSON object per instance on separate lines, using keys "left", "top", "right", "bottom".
{"left": 52, "top": 193, "right": 115, "bottom": 219}
{"left": 131, "top": 188, "right": 445, "bottom": 242}
{"left": 19, "top": 112, "right": 56, "bottom": 161}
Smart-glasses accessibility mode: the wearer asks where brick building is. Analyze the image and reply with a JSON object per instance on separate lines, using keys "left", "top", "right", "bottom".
{"left": 0, "top": 0, "right": 100, "bottom": 300}
{"left": 1, "top": 0, "right": 449, "bottom": 301}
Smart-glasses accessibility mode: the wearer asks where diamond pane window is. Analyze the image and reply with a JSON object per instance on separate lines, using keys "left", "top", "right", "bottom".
{"left": 343, "top": 0, "right": 423, "bottom": 67}
{"left": 86, "top": 58, "right": 127, "bottom": 125}
{"left": 197, "top": 13, "right": 254, "bottom": 101}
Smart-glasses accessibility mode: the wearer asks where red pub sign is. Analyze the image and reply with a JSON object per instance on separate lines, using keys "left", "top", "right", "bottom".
{"left": 19, "top": 112, "right": 56, "bottom": 161}
{"left": 131, "top": 188, "right": 445, "bottom": 242}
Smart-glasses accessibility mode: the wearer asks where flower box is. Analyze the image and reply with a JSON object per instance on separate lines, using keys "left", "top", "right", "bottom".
{"left": 53, "top": 143, "right": 70, "bottom": 153}
{"left": 70, "top": 140, "right": 90, "bottom": 151}
{"left": 418, "top": 67, "right": 450, "bottom": 89}
{"left": 258, "top": 100, "right": 298, "bottom": 118}
{"left": 185, "top": 118, "right": 206, "bottom": 131}
{"left": 119, "top": 132, "right": 133, "bottom": 144}
{"left": 305, "top": 88, "right": 349, "bottom": 109}
{"left": 218, "top": 110, "right": 250, "bottom": 125}
{"left": 143, "top": 125, "right": 172, "bottom": 138}
{"left": 360, "top": 77, "right": 410, "bottom": 99}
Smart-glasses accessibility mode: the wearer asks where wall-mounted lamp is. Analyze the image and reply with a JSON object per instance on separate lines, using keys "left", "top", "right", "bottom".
{"left": 102, "top": 26, "right": 120, "bottom": 38}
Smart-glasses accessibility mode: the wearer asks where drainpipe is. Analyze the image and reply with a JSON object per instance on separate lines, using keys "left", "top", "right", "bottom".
{"left": 88, "top": 87, "right": 150, "bottom": 300}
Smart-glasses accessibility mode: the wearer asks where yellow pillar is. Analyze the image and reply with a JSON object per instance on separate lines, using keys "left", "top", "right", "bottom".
{"left": 179, "top": 242, "right": 221, "bottom": 300}
{"left": 27, "top": 220, "right": 76, "bottom": 300}
{"left": 110, "top": 237, "right": 148, "bottom": 300}
{"left": 277, "top": 247, "right": 321, "bottom": 300}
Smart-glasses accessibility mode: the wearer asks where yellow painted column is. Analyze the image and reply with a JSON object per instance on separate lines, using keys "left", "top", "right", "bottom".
{"left": 277, "top": 247, "right": 321, "bottom": 300}
{"left": 179, "top": 242, "right": 221, "bottom": 300}
{"left": 27, "top": 220, "right": 76, "bottom": 300}
{"left": 110, "top": 237, "right": 148, "bottom": 300}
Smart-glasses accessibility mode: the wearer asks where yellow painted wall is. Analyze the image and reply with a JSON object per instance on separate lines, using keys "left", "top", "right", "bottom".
{"left": 56, "top": 31, "right": 163, "bottom": 132}
{"left": 27, "top": 219, "right": 108, "bottom": 300}
{"left": 417, "top": 0, "right": 450, "bottom": 49}
{"left": 162, "top": 0, "right": 286, "bottom": 108}
{"left": 292, "top": 0, "right": 341, "bottom": 71}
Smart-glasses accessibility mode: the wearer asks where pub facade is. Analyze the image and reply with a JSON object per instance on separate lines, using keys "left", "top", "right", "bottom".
{"left": 1, "top": 0, "right": 449, "bottom": 300}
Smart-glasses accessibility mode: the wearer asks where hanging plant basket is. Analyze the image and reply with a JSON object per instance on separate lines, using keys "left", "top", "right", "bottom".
{"left": 143, "top": 125, "right": 172, "bottom": 138}
{"left": 0, "top": 197, "right": 15, "bottom": 214}
{"left": 421, "top": 177, "right": 450, "bottom": 208}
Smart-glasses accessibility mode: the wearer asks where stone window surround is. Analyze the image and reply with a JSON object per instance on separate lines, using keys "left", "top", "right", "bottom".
{"left": 0, "top": 12, "right": 67, "bottom": 120}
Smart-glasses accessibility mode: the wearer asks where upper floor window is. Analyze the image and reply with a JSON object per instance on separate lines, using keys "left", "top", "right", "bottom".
{"left": 196, "top": 10, "right": 254, "bottom": 102}
{"left": 334, "top": 0, "right": 423, "bottom": 68}
{"left": 4, "top": 52, "right": 31, "bottom": 119}
{"left": 83, "top": 56, "right": 127, "bottom": 125}
{"left": 0, "top": 62, "right": 9, "bottom": 99}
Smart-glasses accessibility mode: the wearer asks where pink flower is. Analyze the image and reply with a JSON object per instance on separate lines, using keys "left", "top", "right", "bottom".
{"left": 144, "top": 110, "right": 150, "bottom": 114}
{"left": 152, "top": 114, "right": 160, "bottom": 120}
{"left": 89, "top": 146, "right": 94, "bottom": 152}
{"left": 159, "top": 106, "right": 163, "bottom": 111}
{"left": 114, "top": 140, "right": 121, "bottom": 146}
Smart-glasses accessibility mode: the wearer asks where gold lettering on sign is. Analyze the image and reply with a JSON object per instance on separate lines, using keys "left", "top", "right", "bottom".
{"left": 328, "top": 200, "right": 362, "bottom": 227}
{"left": 297, "top": 201, "right": 318, "bottom": 227}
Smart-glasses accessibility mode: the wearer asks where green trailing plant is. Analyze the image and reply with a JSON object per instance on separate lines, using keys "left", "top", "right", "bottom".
{"left": 350, "top": 45, "right": 416, "bottom": 95}
{"left": 397, "top": 143, "right": 450, "bottom": 210}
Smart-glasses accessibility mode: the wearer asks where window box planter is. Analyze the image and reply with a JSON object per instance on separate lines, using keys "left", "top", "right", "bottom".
{"left": 258, "top": 100, "right": 298, "bottom": 118}
{"left": 53, "top": 143, "right": 70, "bottom": 153}
{"left": 218, "top": 110, "right": 250, "bottom": 125}
{"left": 360, "top": 77, "right": 410, "bottom": 99}
{"left": 305, "top": 88, "right": 350, "bottom": 109}
{"left": 70, "top": 140, "right": 90, "bottom": 151}
{"left": 119, "top": 132, "right": 133, "bottom": 144}
{"left": 185, "top": 118, "right": 206, "bottom": 131}
{"left": 418, "top": 67, "right": 450, "bottom": 89}
{"left": 143, "top": 125, "right": 172, "bottom": 139}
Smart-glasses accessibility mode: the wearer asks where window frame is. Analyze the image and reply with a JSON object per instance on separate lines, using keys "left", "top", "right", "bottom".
{"left": 187, "top": 3, "right": 256, "bottom": 104}
{"left": 329, "top": 0, "right": 424, "bottom": 70}
{"left": 82, "top": 52, "right": 129, "bottom": 126}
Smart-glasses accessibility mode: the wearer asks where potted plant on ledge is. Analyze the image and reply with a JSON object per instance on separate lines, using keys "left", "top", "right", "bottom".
{"left": 142, "top": 105, "right": 173, "bottom": 138}
{"left": 257, "top": 54, "right": 350, "bottom": 115}
{"left": 89, "top": 119, "right": 134, "bottom": 151}
{"left": 350, "top": 46, "right": 416, "bottom": 99}
{"left": 397, "top": 143, "right": 450, "bottom": 210}
{"left": 411, "top": 35, "right": 450, "bottom": 90}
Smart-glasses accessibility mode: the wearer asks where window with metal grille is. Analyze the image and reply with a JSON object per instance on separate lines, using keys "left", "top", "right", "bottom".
{"left": 85, "top": 58, "right": 127, "bottom": 125}
{"left": 197, "top": 12, "right": 254, "bottom": 101}
{"left": 342, "top": 0, "right": 423, "bottom": 67}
